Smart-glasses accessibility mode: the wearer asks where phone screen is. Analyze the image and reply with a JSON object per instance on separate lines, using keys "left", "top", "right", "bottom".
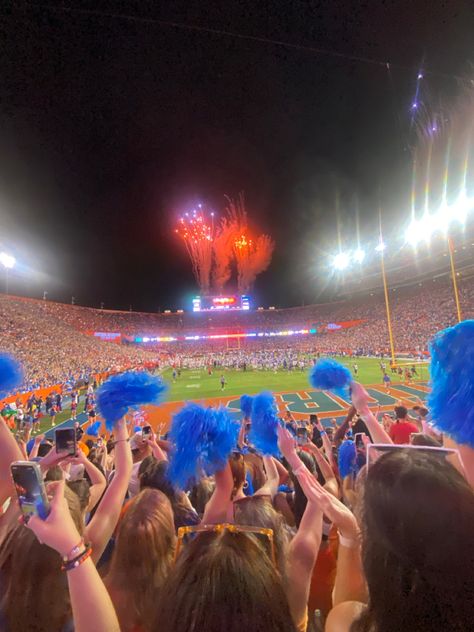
{"left": 355, "top": 433, "right": 364, "bottom": 448}
{"left": 55, "top": 428, "right": 77, "bottom": 455}
{"left": 11, "top": 461, "right": 51, "bottom": 520}
{"left": 142, "top": 425, "right": 152, "bottom": 437}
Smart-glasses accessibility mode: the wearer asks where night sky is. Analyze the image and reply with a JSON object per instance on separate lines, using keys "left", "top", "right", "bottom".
{"left": 1, "top": 1, "right": 473, "bottom": 311}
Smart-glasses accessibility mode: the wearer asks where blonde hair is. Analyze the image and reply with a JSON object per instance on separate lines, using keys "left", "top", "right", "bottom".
{"left": 105, "top": 488, "right": 176, "bottom": 629}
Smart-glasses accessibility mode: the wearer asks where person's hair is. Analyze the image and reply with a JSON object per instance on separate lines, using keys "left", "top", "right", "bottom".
{"left": 417, "top": 406, "right": 429, "bottom": 418}
{"left": 67, "top": 478, "right": 91, "bottom": 512}
{"left": 229, "top": 452, "right": 246, "bottom": 500}
{"left": 394, "top": 405, "right": 408, "bottom": 420}
{"left": 189, "top": 477, "right": 215, "bottom": 516}
{"left": 289, "top": 450, "right": 321, "bottom": 528}
{"left": 0, "top": 486, "right": 83, "bottom": 632}
{"left": 139, "top": 458, "right": 198, "bottom": 529}
{"left": 105, "top": 489, "right": 176, "bottom": 629}
{"left": 44, "top": 465, "right": 64, "bottom": 482}
{"left": 233, "top": 495, "right": 289, "bottom": 575}
{"left": 153, "top": 529, "right": 296, "bottom": 632}
{"left": 410, "top": 433, "right": 441, "bottom": 448}
{"left": 354, "top": 449, "right": 474, "bottom": 632}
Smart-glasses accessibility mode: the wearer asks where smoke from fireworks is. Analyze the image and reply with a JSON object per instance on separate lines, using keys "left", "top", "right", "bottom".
{"left": 175, "top": 209, "right": 214, "bottom": 292}
{"left": 212, "top": 217, "right": 237, "bottom": 292}
{"left": 175, "top": 194, "right": 274, "bottom": 293}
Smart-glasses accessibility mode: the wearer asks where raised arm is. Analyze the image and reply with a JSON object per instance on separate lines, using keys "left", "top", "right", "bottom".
{"left": 202, "top": 460, "right": 233, "bottom": 524}
{"left": 351, "top": 383, "right": 392, "bottom": 444}
{"left": 0, "top": 415, "right": 23, "bottom": 506}
{"left": 333, "top": 406, "right": 357, "bottom": 444}
{"left": 254, "top": 456, "right": 280, "bottom": 499}
{"left": 72, "top": 450, "right": 107, "bottom": 512}
{"left": 304, "top": 442, "right": 339, "bottom": 496}
{"left": 28, "top": 434, "right": 45, "bottom": 460}
{"left": 85, "top": 419, "right": 133, "bottom": 563}
{"left": 278, "top": 426, "right": 323, "bottom": 628}
{"left": 26, "top": 480, "right": 120, "bottom": 632}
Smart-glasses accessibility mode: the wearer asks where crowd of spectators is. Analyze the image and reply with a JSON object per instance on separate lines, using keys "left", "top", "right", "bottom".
{"left": 1, "top": 370, "right": 473, "bottom": 632}
{"left": 0, "top": 296, "right": 157, "bottom": 392}
{"left": 1, "top": 276, "right": 473, "bottom": 392}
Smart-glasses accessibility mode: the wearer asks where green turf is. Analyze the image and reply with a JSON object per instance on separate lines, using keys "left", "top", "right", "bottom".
{"left": 162, "top": 357, "right": 430, "bottom": 402}
{"left": 30, "top": 356, "right": 428, "bottom": 434}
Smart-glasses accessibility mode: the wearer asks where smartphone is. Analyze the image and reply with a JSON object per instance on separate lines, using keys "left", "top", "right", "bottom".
{"left": 355, "top": 432, "right": 365, "bottom": 448}
{"left": 55, "top": 428, "right": 77, "bottom": 455}
{"left": 142, "top": 425, "right": 152, "bottom": 437}
{"left": 11, "top": 461, "right": 51, "bottom": 520}
{"left": 296, "top": 427, "right": 308, "bottom": 446}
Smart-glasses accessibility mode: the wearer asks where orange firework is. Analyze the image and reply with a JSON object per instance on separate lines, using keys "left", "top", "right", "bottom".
{"left": 175, "top": 210, "right": 214, "bottom": 291}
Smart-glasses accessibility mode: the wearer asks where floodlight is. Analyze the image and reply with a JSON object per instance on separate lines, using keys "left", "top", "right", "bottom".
{"left": 0, "top": 253, "right": 15, "bottom": 269}
{"left": 333, "top": 252, "right": 350, "bottom": 270}
{"left": 404, "top": 220, "right": 420, "bottom": 247}
{"left": 375, "top": 241, "right": 386, "bottom": 253}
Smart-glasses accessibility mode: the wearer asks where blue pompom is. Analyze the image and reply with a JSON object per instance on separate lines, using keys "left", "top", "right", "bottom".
{"left": 249, "top": 391, "right": 280, "bottom": 456}
{"left": 97, "top": 371, "right": 168, "bottom": 431}
{"left": 240, "top": 394, "right": 253, "bottom": 418}
{"left": 338, "top": 440, "right": 357, "bottom": 479}
{"left": 0, "top": 354, "right": 23, "bottom": 397}
{"left": 168, "top": 403, "right": 239, "bottom": 489}
{"left": 309, "top": 359, "right": 352, "bottom": 396}
{"left": 428, "top": 320, "right": 474, "bottom": 446}
{"left": 86, "top": 421, "right": 102, "bottom": 437}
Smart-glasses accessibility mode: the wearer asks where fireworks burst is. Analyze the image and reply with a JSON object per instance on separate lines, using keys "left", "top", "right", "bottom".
{"left": 175, "top": 208, "right": 215, "bottom": 292}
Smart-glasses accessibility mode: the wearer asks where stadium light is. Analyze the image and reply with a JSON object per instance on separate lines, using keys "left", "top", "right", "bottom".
{"left": 375, "top": 241, "right": 386, "bottom": 252}
{"left": 0, "top": 253, "right": 15, "bottom": 269}
{"left": 353, "top": 248, "right": 365, "bottom": 264}
{"left": 333, "top": 252, "right": 350, "bottom": 270}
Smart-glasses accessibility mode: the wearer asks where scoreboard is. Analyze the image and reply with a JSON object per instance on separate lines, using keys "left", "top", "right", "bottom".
{"left": 192, "top": 295, "right": 251, "bottom": 312}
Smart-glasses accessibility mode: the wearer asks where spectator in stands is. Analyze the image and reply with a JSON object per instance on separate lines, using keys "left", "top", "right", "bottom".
{"left": 104, "top": 488, "right": 176, "bottom": 632}
{"left": 388, "top": 405, "right": 419, "bottom": 444}
{"left": 326, "top": 449, "right": 474, "bottom": 632}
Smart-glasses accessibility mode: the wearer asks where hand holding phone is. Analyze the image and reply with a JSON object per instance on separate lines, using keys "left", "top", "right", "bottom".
{"left": 23, "top": 480, "right": 83, "bottom": 558}
{"left": 55, "top": 428, "right": 77, "bottom": 456}
{"left": 11, "top": 461, "right": 51, "bottom": 521}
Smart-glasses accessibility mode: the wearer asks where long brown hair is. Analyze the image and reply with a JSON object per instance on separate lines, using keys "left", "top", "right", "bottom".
{"left": 233, "top": 495, "right": 289, "bottom": 576}
{"left": 154, "top": 529, "right": 296, "bottom": 632}
{"left": 354, "top": 449, "right": 474, "bottom": 632}
{"left": 0, "top": 486, "right": 83, "bottom": 632}
{"left": 105, "top": 488, "right": 176, "bottom": 631}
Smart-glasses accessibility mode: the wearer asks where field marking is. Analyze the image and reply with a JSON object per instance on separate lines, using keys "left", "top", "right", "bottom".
{"left": 186, "top": 384, "right": 201, "bottom": 389}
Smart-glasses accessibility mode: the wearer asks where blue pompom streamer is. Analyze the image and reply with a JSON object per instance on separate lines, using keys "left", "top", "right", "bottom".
{"left": 309, "top": 359, "right": 352, "bottom": 397}
{"left": 338, "top": 440, "right": 357, "bottom": 479}
{"left": 86, "top": 421, "right": 102, "bottom": 437}
{"left": 240, "top": 394, "right": 253, "bottom": 418}
{"left": 428, "top": 320, "right": 474, "bottom": 446}
{"left": 97, "top": 371, "right": 168, "bottom": 431}
{"left": 168, "top": 403, "right": 239, "bottom": 489}
{"left": 249, "top": 391, "right": 280, "bottom": 456}
{"left": 0, "top": 354, "right": 23, "bottom": 397}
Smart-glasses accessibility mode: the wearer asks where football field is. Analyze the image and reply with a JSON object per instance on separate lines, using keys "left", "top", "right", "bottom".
{"left": 161, "top": 356, "right": 429, "bottom": 402}
{"left": 39, "top": 357, "right": 430, "bottom": 436}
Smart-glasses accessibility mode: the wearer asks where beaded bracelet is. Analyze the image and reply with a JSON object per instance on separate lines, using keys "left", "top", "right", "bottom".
{"left": 62, "top": 538, "right": 84, "bottom": 563}
{"left": 61, "top": 543, "right": 92, "bottom": 572}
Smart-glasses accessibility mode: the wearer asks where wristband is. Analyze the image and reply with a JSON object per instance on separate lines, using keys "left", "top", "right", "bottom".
{"left": 61, "top": 543, "right": 92, "bottom": 571}
{"left": 320, "top": 430, "right": 326, "bottom": 435}
{"left": 338, "top": 532, "right": 359, "bottom": 549}
{"left": 62, "top": 538, "right": 84, "bottom": 562}
{"left": 113, "top": 438, "right": 130, "bottom": 446}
